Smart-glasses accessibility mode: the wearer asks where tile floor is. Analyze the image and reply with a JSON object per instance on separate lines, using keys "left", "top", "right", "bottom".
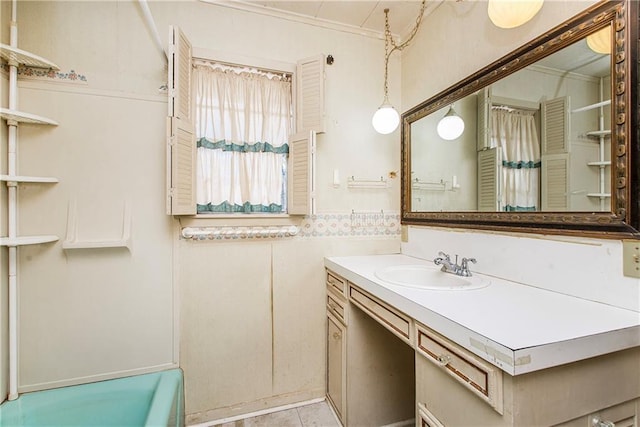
{"left": 215, "top": 401, "right": 340, "bottom": 427}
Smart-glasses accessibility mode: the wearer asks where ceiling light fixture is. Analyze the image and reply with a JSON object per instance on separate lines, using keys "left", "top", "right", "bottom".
{"left": 436, "top": 105, "right": 465, "bottom": 141}
{"left": 372, "top": 0, "right": 427, "bottom": 135}
{"left": 487, "top": 0, "right": 544, "bottom": 29}
{"left": 586, "top": 26, "right": 611, "bottom": 55}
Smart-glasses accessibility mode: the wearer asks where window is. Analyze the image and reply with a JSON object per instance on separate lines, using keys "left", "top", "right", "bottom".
{"left": 166, "top": 26, "right": 324, "bottom": 217}
{"left": 193, "top": 61, "right": 292, "bottom": 214}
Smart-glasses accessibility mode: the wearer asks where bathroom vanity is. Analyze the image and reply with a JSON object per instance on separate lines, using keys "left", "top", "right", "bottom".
{"left": 325, "top": 254, "right": 640, "bottom": 427}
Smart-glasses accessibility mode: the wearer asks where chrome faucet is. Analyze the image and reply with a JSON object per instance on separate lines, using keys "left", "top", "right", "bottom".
{"left": 433, "top": 251, "right": 477, "bottom": 277}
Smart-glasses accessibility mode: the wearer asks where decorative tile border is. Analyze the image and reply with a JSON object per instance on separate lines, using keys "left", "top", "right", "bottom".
{"left": 1, "top": 63, "right": 87, "bottom": 84}
{"left": 180, "top": 212, "right": 401, "bottom": 241}
{"left": 298, "top": 211, "right": 401, "bottom": 238}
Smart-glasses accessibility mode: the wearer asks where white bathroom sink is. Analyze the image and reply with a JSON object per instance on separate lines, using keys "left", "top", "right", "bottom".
{"left": 374, "top": 265, "right": 490, "bottom": 290}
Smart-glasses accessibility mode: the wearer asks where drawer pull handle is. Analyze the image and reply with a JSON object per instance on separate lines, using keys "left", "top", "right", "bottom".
{"left": 592, "top": 417, "right": 615, "bottom": 427}
{"left": 436, "top": 354, "right": 451, "bottom": 366}
{"left": 333, "top": 332, "right": 342, "bottom": 340}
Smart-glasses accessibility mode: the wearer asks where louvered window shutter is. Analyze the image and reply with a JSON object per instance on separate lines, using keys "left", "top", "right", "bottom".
{"left": 166, "top": 26, "right": 196, "bottom": 215}
{"left": 540, "top": 97, "right": 570, "bottom": 211}
{"left": 477, "top": 147, "right": 501, "bottom": 211}
{"left": 288, "top": 131, "right": 316, "bottom": 215}
{"left": 296, "top": 55, "right": 325, "bottom": 133}
{"left": 541, "top": 153, "right": 570, "bottom": 211}
{"left": 541, "top": 97, "right": 570, "bottom": 155}
{"left": 476, "top": 87, "right": 492, "bottom": 151}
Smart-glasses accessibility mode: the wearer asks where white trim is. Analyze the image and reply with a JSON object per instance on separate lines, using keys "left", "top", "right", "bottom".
{"left": 189, "top": 397, "right": 327, "bottom": 427}
{"left": 199, "top": 0, "right": 384, "bottom": 39}
{"left": 381, "top": 419, "right": 416, "bottom": 427}
{"left": 171, "top": 219, "right": 181, "bottom": 367}
{"left": 528, "top": 63, "right": 602, "bottom": 83}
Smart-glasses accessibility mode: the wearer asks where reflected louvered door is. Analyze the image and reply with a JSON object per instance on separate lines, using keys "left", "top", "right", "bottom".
{"left": 541, "top": 96, "right": 570, "bottom": 155}
{"left": 296, "top": 55, "right": 325, "bottom": 133}
{"left": 477, "top": 87, "right": 492, "bottom": 151}
{"left": 288, "top": 131, "right": 315, "bottom": 215}
{"left": 167, "top": 26, "right": 196, "bottom": 215}
{"left": 541, "top": 153, "right": 570, "bottom": 210}
{"left": 477, "top": 147, "right": 500, "bottom": 211}
{"left": 541, "top": 97, "right": 570, "bottom": 211}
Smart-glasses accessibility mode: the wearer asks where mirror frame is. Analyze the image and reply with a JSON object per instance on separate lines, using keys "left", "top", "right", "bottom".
{"left": 401, "top": 0, "right": 639, "bottom": 239}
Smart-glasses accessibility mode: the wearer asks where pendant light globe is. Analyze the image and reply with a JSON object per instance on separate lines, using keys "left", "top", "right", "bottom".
{"left": 372, "top": 104, "right": 400, "bottom": 134}
{"left": 488, "top": 0, "right": 543, "bottom": 29}
{"left": 436, "top": 106, "right": 465, "bottom": 141}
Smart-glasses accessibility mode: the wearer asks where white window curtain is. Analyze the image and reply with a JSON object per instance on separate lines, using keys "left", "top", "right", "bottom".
{"left": 491, "top": 108, "right": 541, "bottom": 211}
{"left": 194, "top": 62, "right": 292, "bottom": 213}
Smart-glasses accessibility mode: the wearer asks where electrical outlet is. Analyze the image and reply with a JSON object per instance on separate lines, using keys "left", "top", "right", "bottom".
{"left": 622, "top": 240, "right": 640, "bottom": 279}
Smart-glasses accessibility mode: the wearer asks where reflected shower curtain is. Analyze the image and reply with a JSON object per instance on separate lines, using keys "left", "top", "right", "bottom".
{"left": 194, "top": 63, "right": 292, "bottom": 213}
{"left": 491, "top": 108, "right": 540, "bottom": 211}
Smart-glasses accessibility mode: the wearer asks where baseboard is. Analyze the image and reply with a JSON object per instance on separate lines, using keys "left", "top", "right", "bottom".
{"left": 186, "top": 389, "right": 324, "bottom": 426}
{"left": 381, "top": 419, "right": 416, "bottom": 427}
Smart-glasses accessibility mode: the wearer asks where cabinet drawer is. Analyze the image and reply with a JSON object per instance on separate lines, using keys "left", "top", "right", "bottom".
{"left": 416, "top": 323, "right": 503, "bottom": 414}
{"left": 326, "top": 269, "right": 347, "bottom": 297}
{"left": 349, "top": 284, "right": 412, "bottom": 344}
{"left": 327, "top": 293, "right": 346, "bottom": 324}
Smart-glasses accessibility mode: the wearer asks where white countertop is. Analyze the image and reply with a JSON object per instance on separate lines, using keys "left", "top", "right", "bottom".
{"left": 325, "top": 254, "right": 640, "bottom": 375}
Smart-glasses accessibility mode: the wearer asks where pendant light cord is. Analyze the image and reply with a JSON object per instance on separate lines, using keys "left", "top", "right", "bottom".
{"left": 382, "top": 0, "right": 427, "bottom": 101}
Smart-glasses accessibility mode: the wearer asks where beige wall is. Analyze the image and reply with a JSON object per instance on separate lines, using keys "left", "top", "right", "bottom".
{"left": 179, "top": 237, "right": 399, "bottom": 423}
{"left": 0, "top": 0, "right": 402, "bottom": 419}
{"left": 401, "top": 1, "right": 600, "bottom": 111}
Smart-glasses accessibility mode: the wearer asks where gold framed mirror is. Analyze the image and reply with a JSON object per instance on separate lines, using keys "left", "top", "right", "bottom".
{"left": 401, "top": 0, "right": 639, "bottom": 239}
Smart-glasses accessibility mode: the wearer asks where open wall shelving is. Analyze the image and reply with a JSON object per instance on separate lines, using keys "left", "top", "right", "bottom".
{"left": 1, "top": 11, "right": 60, "bottom": 401}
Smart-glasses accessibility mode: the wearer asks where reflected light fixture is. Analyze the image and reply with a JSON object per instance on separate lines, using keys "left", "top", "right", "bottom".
{"left": 372, "top": 0, "right": 427, "bottom": 134}
{"left": 437, "top": 106, "right": 465, "bottom": 140}
{"left": 488, "top": 0, "right": 544, "bottom": 29}
{"left": 586, "top": 26, "right": 611, "bottom": 55}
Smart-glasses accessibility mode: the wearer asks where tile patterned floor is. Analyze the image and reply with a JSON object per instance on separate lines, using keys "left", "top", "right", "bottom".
{"left": 215, "top": 401, "right": 340, "bottom": 427}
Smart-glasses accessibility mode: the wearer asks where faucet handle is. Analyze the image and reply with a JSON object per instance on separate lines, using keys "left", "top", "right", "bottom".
{"left": 459, "top": 257, "right": 477, "bottom": 276}
{"left": 437, "top": 251, "right": 451, "bottom": 260}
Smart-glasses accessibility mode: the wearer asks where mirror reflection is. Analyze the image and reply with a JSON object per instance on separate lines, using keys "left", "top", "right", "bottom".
{"left": 410, "top": 24, "right": 612, "bottom": 213}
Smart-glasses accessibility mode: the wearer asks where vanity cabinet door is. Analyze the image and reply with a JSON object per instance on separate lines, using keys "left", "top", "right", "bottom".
{"left": 327, "top": 312, "right": 346, "bottom": 423}
{"left": 326, "top": 269, "right": 347, "bottom": 298}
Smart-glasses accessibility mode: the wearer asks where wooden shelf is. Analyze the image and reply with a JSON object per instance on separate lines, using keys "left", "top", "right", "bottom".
{"left": 0, "top": 235, "right": 59, "bottom": 247}
{"left": 0, "top": 44, "right": 58, "bottom": 69}
{"left": 587, "top": 161, "right": 611, "bottom": 167}
{"left": 0, "top": 175, "right": 58, "bottom": 184}
{"left": 0, "top": 108, "right": 58, "bottom": 126}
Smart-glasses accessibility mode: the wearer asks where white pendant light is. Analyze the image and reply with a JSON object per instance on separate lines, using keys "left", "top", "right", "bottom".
{"left": 437, "top": 106, "right": 465, "bottom": 141}
{"left": 586, "top": 26, "right": 611, "bottom": 55}
{"left": 372, "top": 2, "right": 426, "bottom": 134}
{"left": 488, "top": 0, "right": 544, "bottom": 29}
{"left": 372, "top": 102, "right": 400, "bottom": 135}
